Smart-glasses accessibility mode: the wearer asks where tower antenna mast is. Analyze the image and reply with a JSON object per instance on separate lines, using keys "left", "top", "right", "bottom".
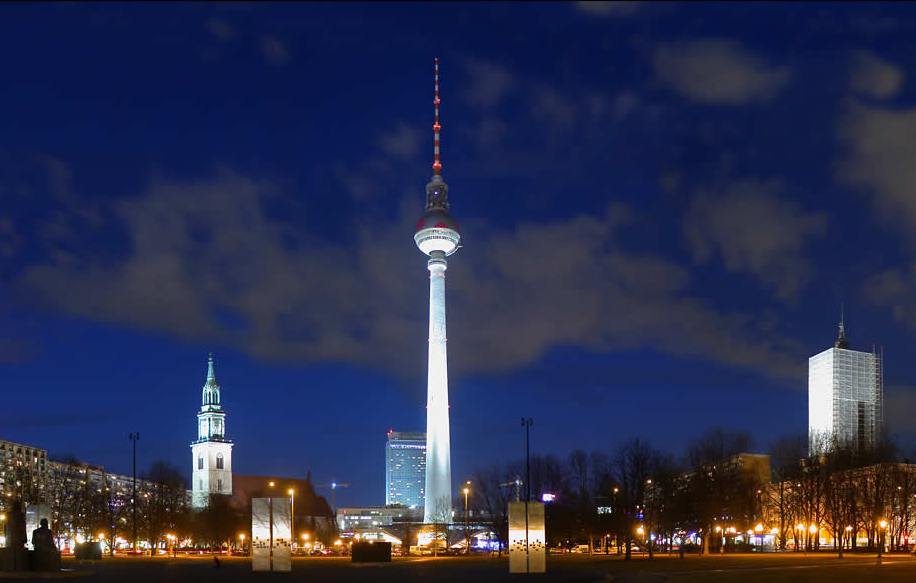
{"left": 433, "top": 57, "right": 442, "bottom": 176}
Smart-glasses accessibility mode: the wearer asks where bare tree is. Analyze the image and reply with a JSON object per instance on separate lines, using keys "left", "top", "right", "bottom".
{"left": 612, "top": 438, "right": 657, "bottom": 560}
{"left": 140, "top": 461, "right": 188, "bottom": 553}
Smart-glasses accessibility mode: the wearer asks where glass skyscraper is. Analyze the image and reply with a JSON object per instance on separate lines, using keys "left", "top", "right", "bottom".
{"left": 385, "top": 431, "right": 426, "bottom": 508}
{"left": 808, "top": 320, "right": 883, "bottom": 456}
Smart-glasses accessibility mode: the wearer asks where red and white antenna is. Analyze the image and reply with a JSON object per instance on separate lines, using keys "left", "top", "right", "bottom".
{"left": 432, "top": 57, "right": 442, "bottom": 176}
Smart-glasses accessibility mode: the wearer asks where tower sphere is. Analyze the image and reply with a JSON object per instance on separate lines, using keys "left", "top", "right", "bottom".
{"left": 415, "top": 210, "right": 460, "bottom": 256}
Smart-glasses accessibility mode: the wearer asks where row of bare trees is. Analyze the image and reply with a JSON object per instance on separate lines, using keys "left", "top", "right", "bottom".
{"left": 471, "top": 428, "right": 916, "bottom": 557}
{"left": 766, "top": 435, "right": 916, "bottom": 555}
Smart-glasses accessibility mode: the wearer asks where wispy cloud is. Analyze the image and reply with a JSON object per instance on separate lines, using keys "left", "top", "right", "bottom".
{"left": 259, "top": 35, "right": 289, "bottom": 67}
{"left": 684, "top": 180, "right": 827, "bottom": 301}
{"left": 849, "top": 51, "right": 904, "bottom": 99}
{"left": 653, "top": 39, "right": 790, "bottom": 105}
{"left": 462, "top": 58, "right": 515, "bottom": 109}
{"left": 575, "top": 1, "right": 643, "bottom": 17}
{"left": 839, "top": 102, "right": 916, "bottom": 238}
{"left": 205, "top": 17, "right": 236, "bottom": 41}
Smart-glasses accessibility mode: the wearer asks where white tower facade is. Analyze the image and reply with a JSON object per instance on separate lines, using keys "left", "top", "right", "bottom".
{"left": 191, "top": 354, "right": 233, "bottom": 508}
{"left": 415, "top": 58, "right": 460, "bottom": 524}
{"left": 808, "top": 319, "right": 883, "bottom": 456}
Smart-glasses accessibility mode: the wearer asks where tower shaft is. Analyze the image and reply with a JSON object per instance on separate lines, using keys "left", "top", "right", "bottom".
{"left": 424, "top": 254, "right": 452, "bottom": 523}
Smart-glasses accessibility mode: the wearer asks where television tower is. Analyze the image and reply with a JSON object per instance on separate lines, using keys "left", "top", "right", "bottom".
{"left": 415, "top": 57, "right": 460, "bottom": 524}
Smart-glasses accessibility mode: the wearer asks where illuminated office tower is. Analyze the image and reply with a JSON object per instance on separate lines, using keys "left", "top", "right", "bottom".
{"left": 808, "top": 317, "right": 883, "bottom": 456}
{"left": 385, "top": 431, "right": 426, "bottom": 508}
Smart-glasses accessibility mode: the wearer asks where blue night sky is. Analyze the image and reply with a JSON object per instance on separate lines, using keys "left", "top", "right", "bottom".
{"left": 3, "top": 2, "right": 916, "bottom": 506}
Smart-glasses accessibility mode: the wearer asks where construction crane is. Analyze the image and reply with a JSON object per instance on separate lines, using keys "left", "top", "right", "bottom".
{"left": 500, "top": 476, "right": 523, "bottom": 502}
{"left": 315, "top": 481, "right": 350, "bottom": 512}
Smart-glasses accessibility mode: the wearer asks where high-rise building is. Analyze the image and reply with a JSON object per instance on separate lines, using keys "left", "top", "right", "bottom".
{"left": 385, "top": 431, "right": 426, "bottom": 508}
{"left": 414, "top": 58, "right": 460, "bottom": 524}
{"left": 808, "top": 318, "right": 883, "bottom": 456}
{"left": 191, "top": 353, "right": 233, "bottom": 508}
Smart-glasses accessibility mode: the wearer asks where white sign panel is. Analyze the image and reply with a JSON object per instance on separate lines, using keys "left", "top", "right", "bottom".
{"left": 251, "top": 497, "right": 292, "bottom": 572}
{"left": 271, "top": 498, "right": 292, "bottom": 573}
{"left": 508, "top": 501, "right": 546, "bottom": 574}
{"left": 251, "top": 498, "right": 271, "bottom": 572}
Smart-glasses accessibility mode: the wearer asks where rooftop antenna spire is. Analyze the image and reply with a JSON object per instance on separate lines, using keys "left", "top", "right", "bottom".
{"left": 836, "top": 303, "right": 849, "bottom": 349}
{"left": 432, "top": 57, "right": 442, "bottom": 176}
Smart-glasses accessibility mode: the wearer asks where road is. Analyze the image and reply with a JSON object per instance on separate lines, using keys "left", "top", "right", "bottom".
{"left": 4, "top": 552, "right": 916, "bottom": 582}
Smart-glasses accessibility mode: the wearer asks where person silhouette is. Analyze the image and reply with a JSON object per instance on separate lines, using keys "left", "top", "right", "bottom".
{"left": 31, "top": 518, "right": 55, "bottom": 552}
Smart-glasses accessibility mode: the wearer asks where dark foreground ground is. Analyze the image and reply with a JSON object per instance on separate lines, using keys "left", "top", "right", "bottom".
{"left": 5, "top": 552, "right": 916, "bottom": 582}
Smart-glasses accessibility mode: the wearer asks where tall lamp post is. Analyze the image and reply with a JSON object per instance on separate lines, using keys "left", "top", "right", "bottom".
{"left": 463, "top": 482, "right": 471, "bottom": 554}
{"left": 129, "top": 432, "right": 139, "bottom": 553}
{"left": 878, "top": 519, "right": 888, "bottom": 560}
{"left": 288, "top": 488, "right": 296, "bottom": 553}
{"left": 521, "top": 418, "right": 533, "bottom": 572}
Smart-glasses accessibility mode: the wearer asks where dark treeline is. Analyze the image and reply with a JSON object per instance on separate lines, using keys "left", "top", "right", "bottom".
{"left": 469, "top": 428, "right": 916, "bottom": 558}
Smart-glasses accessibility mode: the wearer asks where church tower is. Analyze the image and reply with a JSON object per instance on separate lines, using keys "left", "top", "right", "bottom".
{"left": 191, "top": 353, "right": 233, "bottom": 508}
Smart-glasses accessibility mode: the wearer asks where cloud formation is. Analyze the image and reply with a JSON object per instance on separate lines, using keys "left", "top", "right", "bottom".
{"left": 840, "top": 102, "right": 916, "bottom": 237}
{"left": 462, "top": 58, "right": 515, "bottom": 109}
{"left": 849, "top": 51, "right": 904, "bottom": 99}
{"left": 684, "top": 180, "right": 827, "bottom": 301}
{"left": 863, "top": 264, "right": 916, "bottom": 330}
{"left": 575, "top": 1, "right": 642, "bottom": 17}
{"left": 10, "top": 168, "right": 803, "bottom": 385}
{"left": 842, "top": 99, "right": 916, "bottom": 333}
{"left": 654, "top": 39, "right": 790, "bottom": 104}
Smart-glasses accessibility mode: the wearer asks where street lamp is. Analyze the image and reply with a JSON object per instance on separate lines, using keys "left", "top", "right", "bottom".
{"left": 288, "top": 488, "right": 296, "bottom": 552}
{"left": 878, "top": 519, "right": 888, "bottom": 559}
{"left": 462, "top": 481, "right": 471, "bottom": 555}
{"left": 129, "top": 432, "right": 139, "bottom": 553}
